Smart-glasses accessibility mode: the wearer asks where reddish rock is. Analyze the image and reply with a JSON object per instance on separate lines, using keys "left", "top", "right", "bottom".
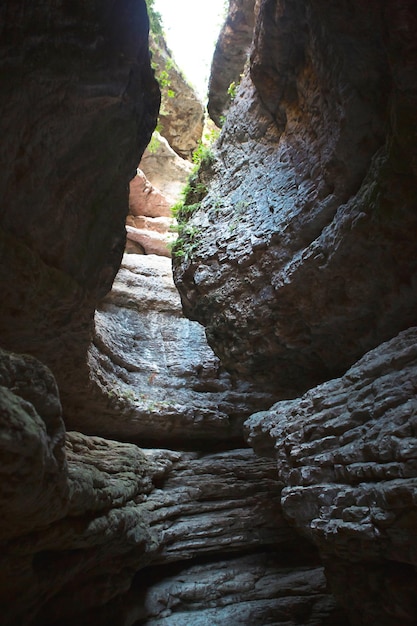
{"left": 129, "top": 168, "right": 172, "bottom": 218}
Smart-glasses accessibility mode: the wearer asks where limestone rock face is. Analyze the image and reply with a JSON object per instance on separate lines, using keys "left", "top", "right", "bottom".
{"left": 0, "top": 342, "right": 340, "bottom": 624}
{"left": 140, "top": 133, "right": 193, "bottom": 206}
{"left": 66, "top": 449, "right": 345, "bottom": 626}
{"left": 173, "top": 0, "right": 417, "bottom": 397}
{"left": 66, "top": 254, "right": 275, "bottom": 444}
{"left": 0, "top": 0, "right": 160, "bottom": 400}
{"left": 245, "top": 327, "right": 417, "bottom": 625}
{"left": 208, "top": 0, "right": 257, "bottom": 126}
{"left": 150, "top": 35, "right": 204, "bottom": 160}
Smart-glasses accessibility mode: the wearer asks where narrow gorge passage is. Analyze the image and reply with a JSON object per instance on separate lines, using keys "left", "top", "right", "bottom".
{"left": 1, "top": 0, "right": 417, "bottom": 625}
{"left": 70, "top": 4, "right": 347, "bottom": 620}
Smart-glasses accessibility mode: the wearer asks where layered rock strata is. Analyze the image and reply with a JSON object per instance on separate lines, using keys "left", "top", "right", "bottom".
{"left": 246, "top": 327, "right": 417, "bottom": 625}
{"left": 133, "top": 554, "right": 346, "bottom": 626}
{"left": 126, "top": 134, "right": 192, "bottom": 256}
{"left": 1, "top": 344, "right": 345, "bottom": 625}
{"left": 173, "top": 0, "right": 417, "bottom": 397}
{"left": 66, "top": 253, "right": 275, "bottom": 445}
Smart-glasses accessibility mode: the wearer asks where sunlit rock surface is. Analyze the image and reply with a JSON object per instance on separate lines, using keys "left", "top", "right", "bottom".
{"left": 174, "top": 0, "right": 417, "bottom": 397}
{"left": 66, "top": 254, "right": 274, "bottom": 444}
{"left": 126, "top": 134, "right": 192, "bottom": 257}
{"left": 150, "top": 34, "right": 204, "bottom": 160}
{"left": 140, "top": 133, "right": 193, "bottom": 206}
{"left": 246, "top": 327, "right": 417, "bottom": 625}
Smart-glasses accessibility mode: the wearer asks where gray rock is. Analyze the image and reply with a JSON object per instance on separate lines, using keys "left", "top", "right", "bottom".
{"left": 245, "top": 327, "right": 417, "bottom": 625}
{"left": 135, "top": 554, "right": 343, "bottom": 626}
{"left": 0, "top": 0, "right": 160, "bottom": 409}
{"left": 208, "top": 0, "right": 257, "bottom": 126}
{"left": 66, "top": 254, "right": 274, "bottom": 443}
{"left": 0, "top": 348, "right": 160, "bottom": 625}
{"left": 173, "top": 0, "right": 417, "bottom": 397}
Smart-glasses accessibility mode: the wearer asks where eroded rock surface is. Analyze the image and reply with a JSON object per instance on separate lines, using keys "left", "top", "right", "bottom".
{"left": 246, "top": 327, "right": 417, "bottom": 625}
{"left": 0, "top": 348, "right": 159, "bottom": 625}
{"left": 208, "top": 0, "right": 257, "bottom": 126}
{"left": 150, "top": 34, "right": 204, "bottom": 160}
{"left": 174, "top": 0, "right": 417, "bottom": 397}
{"left": 1, "top": 344, "right": 336, "bottom": 625}
{"left": 134, "top": 554, "right": 345, "bottom": 626}
{"left": 0, "top": 0, "right": 160, "bottom": 401}
{"left": 126, "top": 134, "right": 192, "bottom": 257}
{"left": 66, "top": 254, "right": 274, "bottom": 444}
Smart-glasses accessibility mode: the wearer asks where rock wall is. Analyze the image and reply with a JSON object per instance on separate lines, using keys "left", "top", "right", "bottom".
{"left": 0, "top": 0, "right": 160, "bottom": 401}
{"left": 125, "top": 29, "right": 204, "bottom": 258}
{"left": 208, "top": 0, "right": 257, "bottom": 126}
{"left": 174, "top": 0, "right": 417, "bottom": 397}
{"left": 246, "top": 327, "right": 417, "bottom": 625}
{"left": 66, "top": 253, "right": 275, "bottom": 445}
{"left": 172, "top": 0, "right": 417, "bottom": 623}
{"left": 2, "top": 0, "right": 416, "bottom": 624}
{"left": 150, "top": 33, "right": 204, "bottom": 161}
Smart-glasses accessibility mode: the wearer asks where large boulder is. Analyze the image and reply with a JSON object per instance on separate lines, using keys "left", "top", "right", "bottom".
{"left": 0, "top": 348, "right": 159, "bottom": 625}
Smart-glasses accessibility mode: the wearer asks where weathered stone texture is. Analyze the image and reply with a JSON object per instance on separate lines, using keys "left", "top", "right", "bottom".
{"left": 173, "top": 0, "right": 417, "bottom": 396}
{"left": 208, "top": 0, "right": 257, "bottom": 126}
{"left": 135, "top": 554, "right": 346, "bottom": 626}
{"left": 245, "top": 327, "right": 417, "bottom": 625}
{"left": 0, "top": 349, "right": 159, "bottom": 625}
{"left": 0, "top": 0, "right": 160, "bottom": 400}
{"left": 126, "top": 134, "right": 192, "bottom": 257}
{"left": 66, "top": 254, "right": 274, "bottom": 444}
{"left": 139, "top": 133, "right": 193, "bottom": 206}
{"left": 150, "top": 35, "right": 204, "bottom": 160}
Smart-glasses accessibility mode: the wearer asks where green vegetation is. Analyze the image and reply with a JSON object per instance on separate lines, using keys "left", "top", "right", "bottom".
{"left": 145, "top": 0, "right": 164, "bottom": 38}
{"left": 227, "top": 80, "right": 238, "bottom": 101}
{"left": 169, "top": 130, "right": 219, "bottom": 262}
{"left": 227, "top": 73, "right": 244, "bottom": 101}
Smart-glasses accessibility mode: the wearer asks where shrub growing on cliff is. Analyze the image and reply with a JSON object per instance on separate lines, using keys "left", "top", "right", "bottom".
{"left": 145, "top": 0, "right": 163, "bottom": 38}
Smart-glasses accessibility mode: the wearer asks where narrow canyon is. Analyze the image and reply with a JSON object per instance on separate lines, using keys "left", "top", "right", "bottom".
{"left": 0, "top": 1, "right": 416, "bottom": 625}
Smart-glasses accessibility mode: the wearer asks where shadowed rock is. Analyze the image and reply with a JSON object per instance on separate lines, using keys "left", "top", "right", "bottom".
{"left": 208, "top": 0, "right": 257, "bottom": 126}
{"left": 246, "top": 327, "right": 417, "bottom": 625}
{"left": 0, "top": 0, "right": 160, "bottom": 405}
